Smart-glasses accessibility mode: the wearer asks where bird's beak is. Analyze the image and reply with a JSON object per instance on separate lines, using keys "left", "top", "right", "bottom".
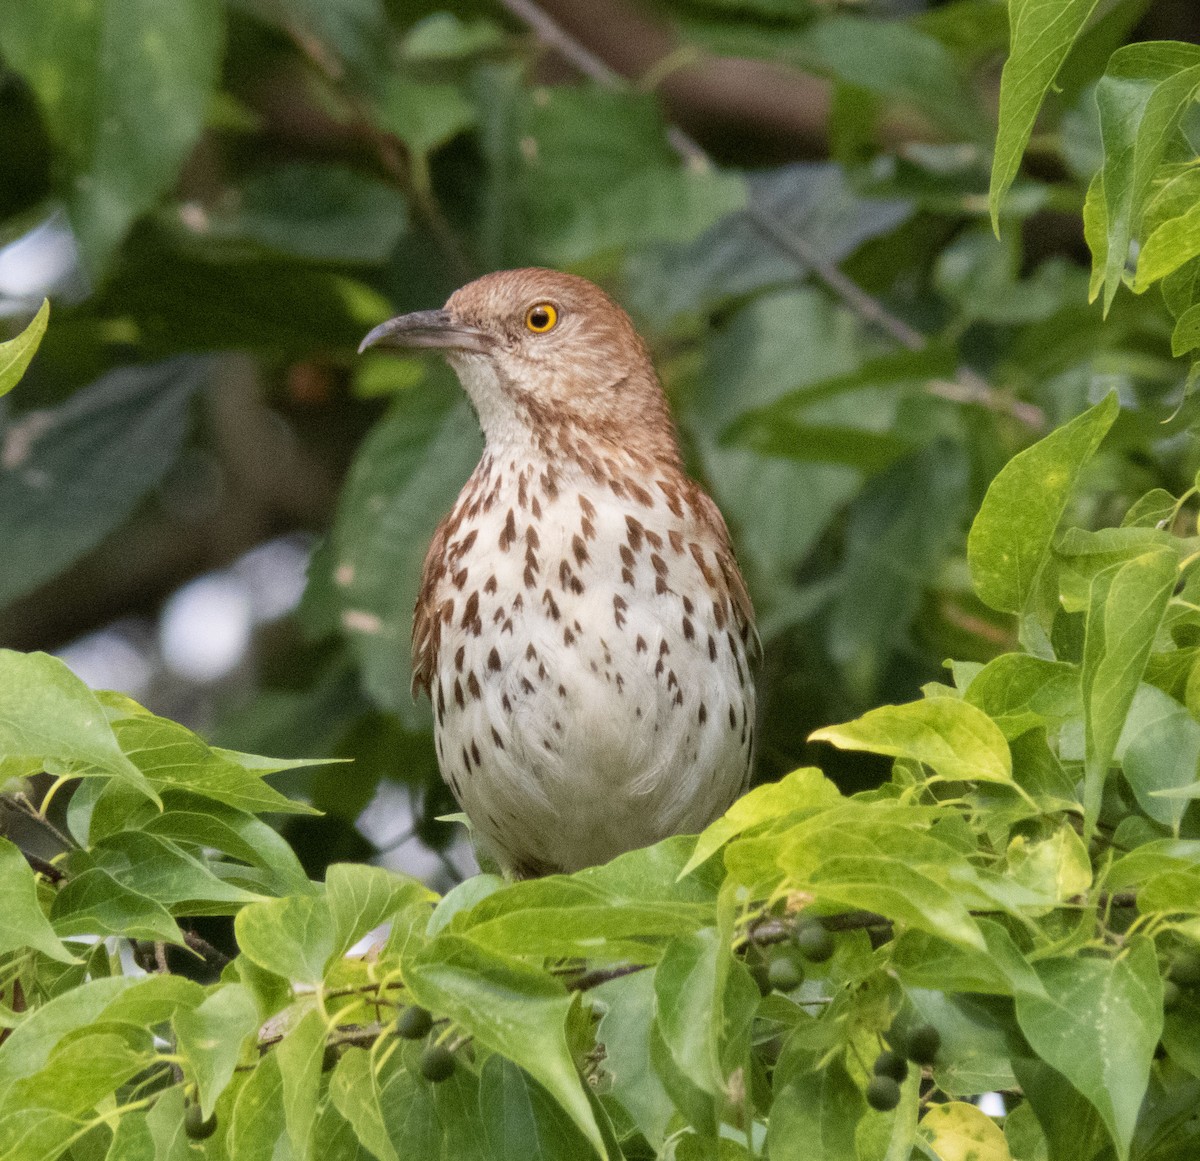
{"left": 357, "top": 310, "right": 495, "bottom": 356}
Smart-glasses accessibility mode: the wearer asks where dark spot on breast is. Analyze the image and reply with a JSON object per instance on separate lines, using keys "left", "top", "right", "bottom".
{"left": 564, "top": 627, "right": 576, "bottom": 646}
{"left": 454, "top": 679, "right": 465, "bottom": 709}
{"left": 629, "top": 481, "right": 653, "bottom": 507}
{"left": 543, "top": 590, "right": 560, "bottom": 620}
{"left": 659, "top": 640, "right": 670, "bottom": 656}
{"left": 524, "top": 564, "right": 537, "bottom": 588}
{"left": 461, "top": 745, "right": 471, "bottom": 770}
{"left": 698, "top": 703, "right": 707, "bottom": 725}
{"left": 613, "top": 594, "right": 627, "bottom": 628}
{"left": 521, "top": 677, "right": 536, "bottom": 694}
{"left": 708, "top": 635, "right": 718, "bottom": 661}
{"left": 645, "top": 529, "right": 663, "bottom": 551}
{"left": 572, "top": 534, "right": 589, "bottom": 567}
{"left": 579, "top": 494, "right": 596, "bottom": 520}
{"left": 625, "top": 516, "right": 644, "bottom": 552}
{"left": 531, "top": 495, "right": 542, "bottom": 519}
{"left": 518, "top": 472, "right": 528, "bottom": 509}
{"left": 471, "top": 740, "right": 481, "bottom": 766}
{"left": 558, "top": 684, "right": 567, "bottom": 697}
{"left": 502, "top": 693, "right": 513, "bottom": 713}
{"left": 461, "top": 592, "right": 480, "bottom": 631}
{"left": 488, "top": 647, "right": 501, "bottom": 671}
{"left": 682, "top": 595, "right": 694, "bottom": 615}
{"left": 484, "top": 575, "right": 497, "bottom": 595}
{"left": 682, "top": 616, "right": 695, "bottom": 641}
{"left": 651, "top": 553, "right": 667, "bottom": 577}
{"left": 453, "top": 568, "right": 468, "bottom": 590}
{"left": 669, "top": 530, "right": 685, "bottom": 555}
{"left": 729, "top": 704, "right": 737, "bottom": 729}
{"left": 619, "top": 545, "right": 635, "bottom": 567}
{"left": 635, "top": 635, "right": 647, "bottom": 654}
{"left": 622, "top": 568, "right": 636, "bottom": 587}
{"left": 467, "top": 672, "right": 481, "bottom": 700}
{"left": 526, "top": 525, "right": 540, "bottom": 551}
{"left": 491, "top": 726, "right": 504, "bottom": 749}
{"left": 500, "top": 510, "right": 516, "bottom": 551}
{"left": 454, "top": 646, "right": 465, "bottom": 672}
{"left": 526, "top": 643, "right": 538, "bottom": 661}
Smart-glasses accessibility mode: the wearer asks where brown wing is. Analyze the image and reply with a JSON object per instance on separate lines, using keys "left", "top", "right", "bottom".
{"left": 410, "top": 516, "right": 453, "bottom": 701}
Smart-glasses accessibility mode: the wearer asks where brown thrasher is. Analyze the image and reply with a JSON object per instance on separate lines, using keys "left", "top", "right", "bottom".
{"left": 359, "top": 269, "right": 757, "bottom": 877}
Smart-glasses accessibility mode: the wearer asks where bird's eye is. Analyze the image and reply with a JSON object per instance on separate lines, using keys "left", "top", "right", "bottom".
{"left": 525, "top": 303, "right": 558, "bottom": 333}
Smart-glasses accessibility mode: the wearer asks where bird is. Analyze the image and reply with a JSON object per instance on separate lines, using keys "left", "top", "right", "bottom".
{"left": 358, "top": 268, "right": 757, "bottom": 877}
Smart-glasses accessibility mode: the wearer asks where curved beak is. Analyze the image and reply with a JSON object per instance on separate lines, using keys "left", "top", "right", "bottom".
{"left": 357, "top": 310, "right": 494, "bottom": 356}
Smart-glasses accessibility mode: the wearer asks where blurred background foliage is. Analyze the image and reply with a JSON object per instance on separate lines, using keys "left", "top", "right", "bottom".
{"left": 1, "top": 0, "right": 1198, "bottom": 889}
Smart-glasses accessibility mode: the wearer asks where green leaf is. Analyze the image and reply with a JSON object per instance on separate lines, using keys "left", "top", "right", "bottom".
{"left": 967, "top": 392, "right": 1118, "bottom": 616}
{"left": 0, "top": 301, "right": 48, "bottom": 398}
{"left": 478, "top": 1055, "right": 595, "bottom": 1161}
{"left": 1092, "top": 42, "right": 1200, "bottom": 313}
{"left": 173, "top": 983, "right": 259, "bottom": 1119}
{"left": 222, "top": 163, "right": 409, "bottom": 263}
{"left": 681, "top": 766, "right": 842, "bottom": 878}
{"left": 1014, "top": 939, "right": 1162, "bottom": 1161}
{"left": 329, "top": 1047, "right": 399, "bottom": 1161}
{"left": 0, "top": 837, "right": 76, "bottom": 964}
{"left": 1134, "top": 167, "right": 1200, "bottom": 290}
{"left": 0, "top": 358, "right": 211, "bottom": 610}
{"left": 375, "top": 77, "right": 476, "bottom": 156}
{"left": 102, "top": 697, "right": 321, "bottom": 817}
{"left": 550, "top": 167, "right": 747, "bottom": 267}
{"left": 653, "top": 930, "right": 727, "bottom": 1096}
{"left": 810, "top": 698, "right": 1012, "bottom": 785}
{"left": 405, "top": 935, "right": 605, "bottom": 1158}
{"left": 234, "top": 895, "right": 336, "bottom": 985}
{"left": 0, "top": 0, "right": 224, "bottom": 278}
{"left": 319, "top": 375, "right": 481, "bottom": 721}
{"left": 1120, "top": 684, "right": 1200, "bottom": 832}
{"left": 595, "top": 970, "right": 675, "bottom": 1150}
{"left": 377, "top": 1051, "right": 440, "bottom": 1158}
{"left": 964, "top": 654, "right": 1081, "bottom": 740}
{"left": 1171, "top": 301, "right": 1200, "bottom": 356}
{"left": 276, "top": 1007, "right": 326, "bottom": 1161}
{"left": 0, "top": 650, "right": 159, "bottom": 802}
{"left": 1006, "top": 827, "right": 1092, "bottom": 903}
{"left": 1081, "top": 548, "right": 1176, "bottom": 834}
{"left": 70, "top": 831, "right": 264, "bottom": 913}
{"left": 989, "top": 0, "right": 1104, "bottom": 227}
{"left": 228, "top": 1053, "right": 285, "bottom": 1161}
{"left": 766, "top": 1054, "right": 863, "bottom": 1161}
{"left": 918, "top": 1101, "right": 1011, "bottom": 1161}
{"left": 50, "top": 867, "right": 183, "bottom": 943}
{"left": 326, "top": 862, "right": 433, "bottom": 958}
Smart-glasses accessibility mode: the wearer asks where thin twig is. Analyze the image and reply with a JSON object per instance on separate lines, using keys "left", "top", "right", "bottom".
{"left": 497, "top": 0, "right": 1044, "bottom": 431}
{"left": 20, "top": 849, "right": 66, "bottom": 883}
{"left": 4, "top": 793, "right": 76, "bottom": 850}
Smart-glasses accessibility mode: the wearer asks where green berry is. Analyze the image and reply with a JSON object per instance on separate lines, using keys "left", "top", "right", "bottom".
{"left": 396, "top": 1005, "right": 434, "bottom": 1040}
{"left": 1169, "top": 952, "right": 1200, "bottom": 987}
{"left": 184, "top": 1103, "right": 217, "bottom": 1140}
{"left": 794, "top": 921, "right": 834, "bottom": 963}
{"left": 873, "top": 1050, "right": 908, "bottom": 1082}
{"left": 1163, "top": 979, "right": 1182, "bottom": 1010}
{"left": 420, "top": 1043, "right": 456, "bottom": 1083}
{"left": 866, "top": 1075, "right": 901, "bottom": 1112}
{"left": 767, "top": 956, "right": 804, "bottom": 992}
{"left": 904, "top": 1024, "right": 941, "bottom": 1066}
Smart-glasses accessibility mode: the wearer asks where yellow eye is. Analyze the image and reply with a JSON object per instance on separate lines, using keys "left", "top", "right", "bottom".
{"left": 525, "top": 303, "right": 558, "bottom": 333}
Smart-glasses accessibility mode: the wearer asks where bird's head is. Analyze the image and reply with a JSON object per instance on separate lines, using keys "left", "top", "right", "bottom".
{"left": 359, "top": 268, "right": 676, "bottom": 459}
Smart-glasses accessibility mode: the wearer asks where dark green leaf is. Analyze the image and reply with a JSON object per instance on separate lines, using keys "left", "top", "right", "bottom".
{"left": 0, "top": 358, "right": 210, "bottom": 609}
{"left": 320, "top": 375, "right": 481, "bottom": 721}
{"left": 329, "top": 1047, "right": 399, "bottom": 1161}
{"left": 0, "top": 0, "right": 223, "bottom": 277}
{"left": 766, "top": 1053, "right": 863, "bottom": 1161}
{"left": 478, "top": 1055, "right": 594, "bottom": 1161}
{"left": 50, "top": 867, "right": 183, "bottom": 943}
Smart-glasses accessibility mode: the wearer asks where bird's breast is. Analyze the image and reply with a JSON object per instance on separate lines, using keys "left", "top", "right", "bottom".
{"left": 423, "top": 456, "right": 755, "bottom": 872}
